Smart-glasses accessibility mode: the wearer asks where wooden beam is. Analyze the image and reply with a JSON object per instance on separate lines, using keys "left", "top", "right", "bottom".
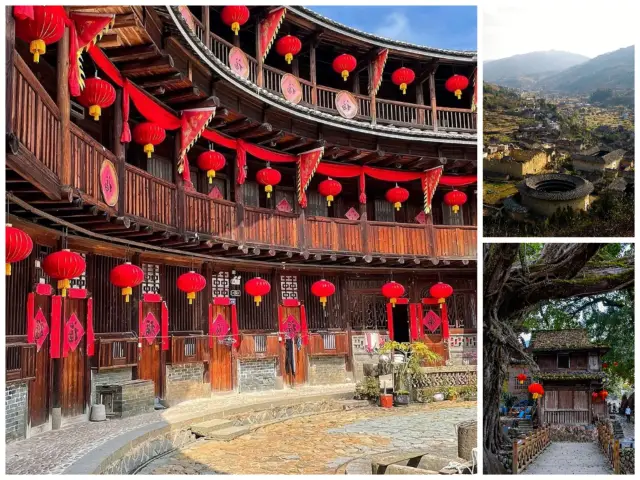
{"left": 106, "top": 45, "right": 160, "bottom": 63}
{"left": 219, "top": 118, "right": 252, "bottom": 133}
{"left": 256, "top": 131, "right": 285, "bottom": 146}
{"left": 279, "top": 138, "right": 311, "bottom": 152}
{"left": 95, "top": 34, "right": 122, "bottom": 49}
{"left": 119, "top": 55, "right": 175, "bottom": 76}
{"left": 112, "top": 13, "right": 140, "bottom": 29}
{"left": 236, "top": 123, "right": 273, "bottom": 139}
{"left": 158, "top": 87, "right": 202, "bottom": 104}
{"left": 137, "top": 72, "right": 184, "bottom": 89}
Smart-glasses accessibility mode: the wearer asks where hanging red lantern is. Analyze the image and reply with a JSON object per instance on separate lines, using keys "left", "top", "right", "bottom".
{"left": 528, "top": 382, "right": 544, "bottom": 400}
{"left": 77, "top": 76, "right": 116, "bottom": 121}
{"left": 245, "top": 277, "right": 271, "bottom": 306}
{"left": 592, "top": 391, "right": 599, "bottom": 401}
{"left": 133, "top": 122, "right": 166, "bottom": 159}
{"left": 256, "top": 167, "right": 281, "bottom": 199}
{"left": 600, "top": 390, "right": 609, "bottom": 400}
{"left": 381, "top": 281, "right": 405, "bottom": 308}
{"left": 516, "top": 373, "right": 527, "bottom": 385}
{"left": 444, "top": 190, "right": 468, "bottom": 214}
{"left": 332, "top": 54, "right": 357, "bottom": 81}
{"left": 110, "top": 262, "right": 144, "bottom": 303}
{"left": 276, "top": 35, "right": 302, "bottom": 65}
{"left": 430, "top": 282, "right": 453, "bottom": 308}
{"left": 385, "top": 186, "right": 409, "bottom": 211}
{"left": 5, "top": 224, "right": 33, "bottom": 276}
{"left": 197, "top": 149, "right": 226, "bottom": 184}
{"left": 15, "top": 6, "right": 65, "bottom": 63}
{"left": 445, "top": 74, "right": 469, "bottom": 100}
{"left": 42, "top": 249, "right": 86, "bottom": 297}
{"left": 318, "top": 178, "right": 342, "bottom": 207}
{"left": 176, "top": 271, "right": 206, "bottom": 305}
{"left": 311, "top": 279, "right": 335, "bottom": 309}
{"left": 221, "top": 6, "right": 249, "bottom": 35}
{"left": 391, "top": 67, "right": 416, "bottom": 95}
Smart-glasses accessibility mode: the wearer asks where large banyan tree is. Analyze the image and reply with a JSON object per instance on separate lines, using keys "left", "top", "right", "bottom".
{"left": 483, "top": 243, "right": 634, "bottom": 473}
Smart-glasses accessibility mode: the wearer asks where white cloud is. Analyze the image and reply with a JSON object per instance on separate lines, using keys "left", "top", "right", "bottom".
{"left": 484, "top": 0, "right": 636, "bottom": 60}
{"left": 373, "top": 12, "right": 413, "bottom": 43}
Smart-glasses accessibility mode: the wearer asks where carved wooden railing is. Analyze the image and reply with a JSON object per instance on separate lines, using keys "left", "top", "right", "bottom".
{"left": 437, "top": 107, "right": 476, "bottom": 132}
{"left": 434, "top": 226, "right": 477, "bottom": 258}
{"left": 236, "top": 333, "right": 280, "bottom": 359}
{"left": 167, "top": 335, "right": 210, "bottom": 364}
{"left": 543, "top": 409, "right": 590, "bottom": 425}
{"left": 184, "top": 190, "right": 237, "bottom": 239}
{"left": 597, "top": 421, "right": 621, "bottom": 474}
{"left": 307, "top": 332, "right": 349, "bottom": 356}
{"left": 306, "top": 217, "right": 363, "bottom": 253}
{"left": 96, "top": 337, "right": 138, "bottom": 371}
{"left": 6, "top": 343, "right": 36, "bottom": 383}
{"left": 244, "top": 206, "right": 298, "bottom": 248}
{"left": 376, "top": 98, "right": 432, "bottom": 127}
{"left": 368, "top": 222, "right": 432, "bottom": 256}
{"left": 125, "top": 164, "right": 177, "bottom": 227}
{"left": 512, "top": 425, "right": 551, "bottom": 474}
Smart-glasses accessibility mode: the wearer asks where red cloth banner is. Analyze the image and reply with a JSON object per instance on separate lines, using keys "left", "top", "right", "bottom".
{"left": 87, "top": 298, "right": 94, "bottom": 356}
{"left": 386, "top": 303, "right": 394, "bottom": 341}
{"left": 179, "top": 107, "right": 217, "bottom": 183}
{"left": 278, "top": 305, "right": 284, "bottom": 335}
{"left": 442, "top": 304, "right": 449, "bottom": 339}
{"left": 231, "top": 304, "right": 239, "bottom": 349}
{"left": 259, "top": 7, "right": 286, "bottom": 61}
{"left": 297, "top": 147, "right": 324, "bottom": 207}
{"left": 370, "top": 49, "right": 388, "bottom": 96}
{"left": 300, "top": 305, "right": 308, "bottom": 345}
{"left": 208, "top": 304, "right": 214, "bottom": 348}
{"left": 13, "top": 6, "right": 35, "bottom": 21}
{"left": 50, "top": 295, "right": 62, "bottom": 358}
{"left": 440, "top": 175, "right": 476, "bottom": 187}
{"left": 62, "top": 312, "right": 85, "bottom": 357}
{"left": 409, "top": 303, "right": 417, "bottom": 342}
{"left": 121, "top": 87, "right": 131, "bottom": 142}
{"left": 202, "top": 128, "right": 237, "bottom": 149}
{"left": 161, "top": 301, "right": 169, "bottom": 351}
{"left": 421, "top": 166, "right": 443, "bottom": 213}
{"left": 27, "top": 293, "right": 35, "bottom": 344}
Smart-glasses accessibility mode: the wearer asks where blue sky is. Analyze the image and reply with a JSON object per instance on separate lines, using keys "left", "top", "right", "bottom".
{"left": 309, "top": 6, "right": 477, "bottom": 51}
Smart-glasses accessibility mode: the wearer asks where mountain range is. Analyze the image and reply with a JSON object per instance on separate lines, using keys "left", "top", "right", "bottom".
{"left": 484, "top": 46, "right": 634, "bottom": 93}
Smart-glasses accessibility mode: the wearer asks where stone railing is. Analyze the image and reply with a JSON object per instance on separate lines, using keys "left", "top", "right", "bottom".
{"left": 512, "top": 425, "right": 551, "bottom": 474}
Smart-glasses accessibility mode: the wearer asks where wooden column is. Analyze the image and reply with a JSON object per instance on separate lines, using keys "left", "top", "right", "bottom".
{"left": 429, "top": 71, "right": 438, "bottom": 132}
{"left": 416, "top": 80, "right": 426, "bottom": 125}
{"left": 360, "top": 201, "right": 369, "bottom": 255}
{"left": 6, "top": 7, "right": 15, "bottom": 136}
{"left": 130, "top": 252, "right": 142, "bottom": 380}
{"left": 369, "top": 62, "right": 376, "bottom": 125}
{"left": 255, "top": 18, "right": 263, "bottom": 87}
{"left": 202, "top": 6, "right": 210, "bottom": 49}
{"left": 113, "top": 88, "right": 126, "bottom": 217}
{"left": 352, "top": 71, "right": 360, "bottom": 95}
{"left": 233, "top": 154, "right": 245, "bottom": 244}
{"left": 310, "top": 41, "right": 317, "bottom": 106}
{"left": 58, "top": 20, "right": 71, "bottom": 186}
{"left": 202, "top": 262, "right": 213, "bottom": 332}
{"left": 173, "top": 134, "right": 186, "bottom": 234}
{"left": 297, "top": 204, "right": 307, "bottom": 251}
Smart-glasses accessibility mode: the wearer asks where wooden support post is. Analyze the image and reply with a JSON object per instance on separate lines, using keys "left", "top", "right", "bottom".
{"left": 58, "top": 20, "right": 71, "bottom": 186}
{"left": 429, "top": 71, "right": 438, "bottom": 132}
{"left": 353, "top": 71, "right": 360, "bottom": 95}
{"left": 202, "top": 6, "right": 210, "bottom": 49}
{"left": 297, "top": 204, "right": 306, "bottom": 250}
{"left": 512, "top": 438, "right": 519, "bottom": 474}
{"left": 113, "top": 88, "right": 126, "bottom": 217}
{"left": 233, "top": 154, "right": 245, "bottom": 244}
{"left": 130, "top": 252, "right": 141, "bottom": 379}
{"left": 360, "top": 201, "right": 369, "bottom": 255}
{"left": 202, "top": 262, "right": 213, "bottom": 332}
{"left": 416, "top": 74, "right": 426, "bottom": 125}
{"left": 255, "top": 18, "right": 263, "bottom": 88}
{"left": 310, "top": 41, "right": 317, "bottom": 106}
{"left": 6, "top": 7, "right": 15, "bottom": 137}
{"left": 369, "top": 62, "right": 376, "bottom": 125}
{"left": 292, "top": 58, "right": 300, "bottom": 78}
{"left": 173, "top": 134, "right": 186, "bottom": 233}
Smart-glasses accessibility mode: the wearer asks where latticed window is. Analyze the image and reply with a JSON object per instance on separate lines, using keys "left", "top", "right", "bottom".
{"left": 141, "top": 264, "right": 161, "bottom": 294}
{"left": 212, "top": 271, "right": 230, "bottom": 297}
{"left": 280, "top": 275, "right": 298, "bottom": 300}
{"left": 351, "top": 294, "right": 388, "bottom": 330}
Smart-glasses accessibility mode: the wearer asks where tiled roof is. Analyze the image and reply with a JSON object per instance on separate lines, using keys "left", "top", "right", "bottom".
{"left": 530, "top": 329, "right": 608, "bottom": 351}
{"left": 537, "top": 370, "right": 606, "bottom": 381}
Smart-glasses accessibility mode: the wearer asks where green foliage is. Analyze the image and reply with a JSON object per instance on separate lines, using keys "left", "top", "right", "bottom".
{"left": 501, "top": 392, "right": 518, "bottom": 410}
{"left": 379, "top": 341, "right": 442, "bottom": 392}
{"left": 355, "top": 376, "right": 380, "bottom": 401}
{"left": 418, "top": 386, "right": 475, "bottom": 403}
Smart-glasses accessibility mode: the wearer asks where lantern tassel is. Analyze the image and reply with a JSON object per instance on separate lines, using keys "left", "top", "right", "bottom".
{"left": 207, "top": 170, "right": 215, "bottom": 184}
{"left": 391, "top": 298, "right": 397, "bottom": 308}
{"left": 187, "top": 292, "right": 195, "bottom": 305}
{"left": 232, "top": 21, "right": 240, "bottom": 35}
{"left": 265, "top": 185, "right": 272, "bottom": 199}
{"left": 6, "top": 263, "right": 11, "bottom": 276}
{"left": 327, "top": 195, "right": 334, "bottom": 207}
{"left": 341, "top": 70, "right": 349, "bottom": 81}
{"left": 400, "top": 83, "right": 407, "bottom": 95}
{"left": 455, "top": 89, "right": 462, "bottom": 100}
{"left": 394, "top": 202, "right": 401, "bottom": 211}
{"left": 453, "top": 205, "right": 460, "bottom": 214}
{"left": 144, "top": 144, "right": 154, "bottom": 158}
{"left": 58, "top": 279, "right": 71, "bottom": 297}
{"left": 122, "top": 287, "right": 132, "bottom": 303}
{"left": 320, "top": 296, "right": 327, "bottom": 309}
{"left": 285, "top": 53, "right": 293, "bottom": 64}
{"left": 89, "top": 105, "right": 102, "bottom": 121}
{"left": 254, "top": 295, "right": 262, "bottom": 306}
{"left": 30, "top": 39, "right": 46, "bottom": 63}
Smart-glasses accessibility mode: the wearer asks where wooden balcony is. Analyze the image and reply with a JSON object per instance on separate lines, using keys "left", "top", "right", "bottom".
{"left": 6, "top": 343, "right": 36, "bottom": 384}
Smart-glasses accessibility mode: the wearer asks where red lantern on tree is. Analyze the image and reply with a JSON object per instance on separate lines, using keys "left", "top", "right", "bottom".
{"left": 15, "top": 6, "right": 66, "bottom": 63}
{"left": 445, "top": 74, "right": 469, "bottom": 100}
{"left": 528, "top": 382, "right": 544, "bottom": 400}
{"left": 603, "top": 362, "right": 609, "bottom": 369}
{"left": 386, "top": 185, "right": 409, "bottom": 211}
{"left": 256, "top": 167, "right": 281, "bottom": 199}
{"left": 318, "top": 178, "right": 342, "bottom": 207}
{"left": 516, "top": 373, "right": 527, "bottom": 385}
{"left": 444, "top": 190, "right": 468, "bottom": 214}
{"left": 221, "top": 6, "right": 249, "bottom": 35}
{"left": 333, "top": 54, "right": 357, "bottom": 81}
{"left": 391, "top": 67, "right": 416, "bottom": 95}
{"left": 592, "top": 391, "right": 599, "bottom": 401}
{"left": 133, "top": 122, "right": 166, "bottom": 159}
{"left": 42, "top": 249, "right": 86, "bottom": 297}
{"left": 311, "top": 279, "right": 336, "bottom": 309}
{"left": 77, "top": 76, "right": 116, "bottom": 121}
{"left": 5, "top": 224, "right": 33, "bottom": 276}
{"left": 381, "top": 281, "right": 405, "bottom": 308}
{"left": 614, "top": 361, "right": 619, "bottom": 367}
{"left": 177, "top": 271, "right": 206, "bottom": 305}
{"left": 276, "top": 35, "right": 302, "bottom": 65}
{"left": 245, "top": 277, "right": 271, "bottom": 306}
{"left": 430, "top": 282, "right": 453, "bottom": 308}
{"left": 110, "top": 262, "right": 144, "bottom": 303}
{"left": 197, "top": 149, "right": 226, "bottom": 184}
{"left": 600, "top": 390, "right": 609, "bottom": 400}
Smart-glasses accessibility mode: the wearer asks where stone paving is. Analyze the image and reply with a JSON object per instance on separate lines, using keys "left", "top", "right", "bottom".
{"left": 139, "top": 401, "right": 476, "bottom": 475}
{"left": 5, "top": 384, "right": 353, "bottom": 475}
{"left": 522, "top": 442, "right": 613, "bottom": 475}
{"left": 618, "top": 414, "right": 635, "bottom": 440}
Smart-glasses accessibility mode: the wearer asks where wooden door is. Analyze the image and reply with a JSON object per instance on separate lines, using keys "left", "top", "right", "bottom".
{"left": 138, "top": 301, "right": 163, "bottom": 397}
{"left": 415, "top": 302, "right": 446, "bottom": 364}
{"left": 29, "top": 291, "right": 51, "bottom": 429}
{"left": 209, "top": 304, "right": 233, "bottom": 391}
{"left": 61, "top": 297, "right": 88, "bottom": 418}
{"left": 280, "top": 306, "right": 307, "bottom": 386}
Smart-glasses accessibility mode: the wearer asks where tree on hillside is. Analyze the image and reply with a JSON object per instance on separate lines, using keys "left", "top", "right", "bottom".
{"left": 483, "top": 243, "right": 634, "bottom": 474}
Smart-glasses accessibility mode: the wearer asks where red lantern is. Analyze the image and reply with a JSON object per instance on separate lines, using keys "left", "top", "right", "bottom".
{"left": 603, "top": 362, "right": 609, "bottom": 369}
{"left": 15, "top": 6, "right": 65, "bottom": 63}
{"left": 600, "top": 390, "right": 609, "bottom": 400}
{"left": 311, "top": 279, "right": 336, "bottom": 309}
{"left": 77, "top": 76, "right": 116, "bottom": 121}
{"left": 256, "top": 167, "right": 281, "bottom": 199}
{"left": 176, "top": 271, "right": 206, "bottom": 305}
{"left": 516, "top": 373, "right": 527, "bottom": 385}
{"left": 245, "top": 277, "right": 271, "bottom": 306}
{"left": 110, "top": 262, "right": 144, "bottom": 303}
{"left": 197, "top": 149, "right": 226, "bottom": 184}
{"left": 318, "top": 178, "right": 342, "bottom": 207}
{"left": 133, "top": 122, "right": 166, "bottom": 158}
{"left": 381, "top": 281, "right": 405, "bottom": 308}
{"left": 592, "top": 392, "right": 599, "bottom": 401}
{"left": 6, "top": 224, "right": 33, "bottom": 276}
{"left": 221, "top": 6, "right": 249, "bottom": 35}
{"left": 445, "top": 74, "right": 469, "bottom": 100}
{"left": 333, "top": 54, "right": 357, "bottom": 81}
{"left": 276, "top": 35, "right": 302, "bottom": 65}
{"left": 42, "top": 249, "right": 86, "bottom": 297}
{"left": 528, "top": 382, "right": 544, "bottom": 400}
{"left": 386, "top": 186, "right": 409, "bottom": 211}
{"left": 444, "top": 190, "right": 468, "bottom": 214}
{"left": 391, "top": 67, "right": 416, "bottom": 95}
{"left": 430, "top": 282, "right": 453, "bottom": 308}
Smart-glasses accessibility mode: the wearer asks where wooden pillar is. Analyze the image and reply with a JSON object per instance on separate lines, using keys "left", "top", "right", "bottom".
{"left": 58, "top": 19, "right": 71, "bottom": 186}
{"left": 202, "top": 262, "right": 213, "bottom": 332}
{"left": 130, "top": 252, "right": 142, "bottom": 379}
{"left": 369, "top": 62, "right": 376, "bottom": 125}
{"left": 6, "top": 7, "right": 15, "bottom": 136}
{"left": 202, "top": 6, "right": 210, "bottom": 49}
{"left": 233, "top": 154, "right": 245, "bottom": 244}
{"left": 353, "top": 71, "right": 360, "bottom": 95}
{"left": 113, "top": 88, "right": 126, "bottom": 217}
{"left": 255, "top": 18, "right": 263, "bottom": 87}
{"left": 297, "top": 204, "right": 306, "bottom": 250}
{"left": 429, "top": 71, "right": 438, "bottom": 131}
{"left": 416, "top": 80, "right": 426, "bottom": 125}
{"left": 232, "top": 29, "right": 240, "bottom": 48}
{"left": 360, "top": 201, "right": 369, "bottom": 255}
{"left": 310, "top": 41, "right": 317, "bottom": 106}
{"left": 174, "top": 134, "right": 186, "bottom": 234}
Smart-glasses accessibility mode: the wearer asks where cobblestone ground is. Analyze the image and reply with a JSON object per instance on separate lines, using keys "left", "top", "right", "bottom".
{"left": 523, "top": 442, "right": 613, "bottom": 475}
{"left": 5, "top": 384, "right": 353, "bottom": 475}
{"left": 139, "top": 401, "right": 476, "bottom": 475}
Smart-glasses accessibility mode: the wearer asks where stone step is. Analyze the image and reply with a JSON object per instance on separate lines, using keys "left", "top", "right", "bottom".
{"left": 190, "top": 418, "right": 235, "bottom": 437}
{"left": 204, "top": 425, "right": 252, "bottom": 441}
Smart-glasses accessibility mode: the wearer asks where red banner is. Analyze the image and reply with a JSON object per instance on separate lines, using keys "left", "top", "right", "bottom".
{"left": 386, "top": 303, "right": 394, "bottom": 341}
{"left": 421, "top": 166, "right": 443, "bottom": 214}
{"left": 161, "top": 301, "right": 169, "bottom": 351}
{"left": 27, "top": 293, "right": 35, "bottom": 344}
{"left": 87, "top": 298, "right": 94, "bottom": 356}
{"left": 370, "top": 49, "right": 388, "bottom": 96}
{"left": 300, "top": 305, "right": 308, "bottom": 345}
{"left": 179, "top": 107, "right": 217, "bottom": 183}
{"left": 297, "top": 147, "right": 324, "bottom": 207}
{"left": 50, "top": 295, "right": 62, "bottom": 358}
{"left": 259, "top": 7, "right": 286, "bottom": 61}
{"left": 440, "top": 175, "right": 477, "bottom": 187}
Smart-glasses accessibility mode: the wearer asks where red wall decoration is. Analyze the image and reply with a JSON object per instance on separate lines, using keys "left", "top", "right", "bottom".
{"left": 281, "top": 73, "right": 303, "bottom": 105}
{"left": 335, "top": 90, "right": 359, "bottom": 119}
{"left": 100, "top": 159, "right": 119, "bottom": 207}
{"left": 228, "top": 47, "right": 250, "bottom": 79}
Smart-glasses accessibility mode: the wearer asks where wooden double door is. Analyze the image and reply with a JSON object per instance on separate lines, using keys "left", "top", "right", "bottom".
{"left": 209, "top": 303, "right": 233, "bottom": 392}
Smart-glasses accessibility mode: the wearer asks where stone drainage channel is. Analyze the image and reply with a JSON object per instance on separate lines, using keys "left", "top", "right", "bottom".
{"left": 133, "top": 401, "right": 477, "bottom": 475}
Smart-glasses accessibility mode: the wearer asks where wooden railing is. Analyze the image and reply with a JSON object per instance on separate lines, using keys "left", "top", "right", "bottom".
{"left": 307, "top": 332, "right": 349, "bottom": 356}
{"left": 543, "top": 410, "right": 590, "bottom": 425}
{"left": 96, "top": 337, "right": 138, "bottom": 371}
{"left": 437, "top": 107, "right": 476, "bottom": 132}
{"left": 368, "top": 222, "right": 432, "bottom": 256}
{"left": 168, "top": 335, "right": 209, "bottom": 364}
{"left": 237, "top": 333, "right": 280, "bottom": 359}
{"left": 376, "top": 98, "right": 432, "bottom": 127}
{"left": 244, "top": 206, "right": 298, "bottom": 248}
{"left": 6, "top": 343, "right": 36, "bottom": 383}
{"left": 597, "top": 421, "right": 622, "bottom": 474}
{"left": 125, "top": 164, "right": 177, "bottom": 227}
{"left": 434, "top": 226, "right": 477, "bottom": 258}
{"left": 306, "top": 217, "right": 362, "bottom": 253}
{"left": 184, "top": 190, "right": 236, "bottom": 239}
{"left": 512, "top": 426, "right": 551, "bottom": 474}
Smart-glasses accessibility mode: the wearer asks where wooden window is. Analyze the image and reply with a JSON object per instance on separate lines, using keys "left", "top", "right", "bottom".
{"left": 243, "top": 181, "right": 260, "bottom": 207}
{"left": 141, "top": 264, "right": 161, "bottom": 294}
{"left": 374, "top": 198, "right": 395, "bottom": 222}
{"left": 147, "top": 156, "right": 173, "bottom": 182}
{"left": 558, "top": 390, "right": 573, "bottom": 409}
{"left": 322, "top": 333, "right": 336, "bottom": 350}
{"left": 255, "top": 335, "right": 267, "bottom": 353}
{"left": 306, "top": 190, "right": 328, "bottom": 217}
{"left": 442, "top": 202, "right": 464, "bottom": 226}
{"left": 557, "top": 354, "right": 570, "bottom": 369}
{"left": 280, "top": 275, "right": 298, "bottom": 300}
{"left": 184, "top": 338, "right": 197, "bottom": 357}
{"left": 212, "top": 271, "right": 230, "bottom": 298}
{"left": 589, "top": 353, "right": 599, "bottom": 371}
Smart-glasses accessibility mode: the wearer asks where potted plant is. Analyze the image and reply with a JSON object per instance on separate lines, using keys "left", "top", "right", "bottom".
{"left": 446, "top": 386, "right": 458, "bottom": 401}
{"left": 394, "top": 389, "right": 410, "bottom": 406}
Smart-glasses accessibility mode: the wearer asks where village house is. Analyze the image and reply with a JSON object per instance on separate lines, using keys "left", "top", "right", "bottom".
{"left": 572, "top": 147, "right": 626, "bottom": 173}
{"left": 484, "top": 149, "right": 549, "bottom": 179}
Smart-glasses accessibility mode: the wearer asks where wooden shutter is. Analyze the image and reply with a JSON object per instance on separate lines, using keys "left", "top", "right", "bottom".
{"left": 243, "top": 181, "right": 260, "bottom": 207}
{"left": 147, "top": 156, "right": 173, "bottom": 182}
{"left": 442, "top": 202, "right": 464, "bottom": 226}
{"left": 374, "top": 198, "right": 394, "bottom": 222}
{"left": 307, "top": 190, "right": 328, "bottom": 217}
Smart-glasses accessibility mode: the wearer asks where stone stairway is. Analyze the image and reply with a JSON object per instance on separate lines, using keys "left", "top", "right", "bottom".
{"left": 517, "top": 420, "right": 533, "bottom": 435}
{"left": 612, "top": 420, "right": 624, "bottom": 439}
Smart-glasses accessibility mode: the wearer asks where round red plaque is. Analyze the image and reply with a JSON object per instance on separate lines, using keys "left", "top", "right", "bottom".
{"left": 100, "top": 160, "right": 119, "bottom": 207}
{"left": 228, "top": 47, "right": 250, "bottom": 79}
{"left": 335, "top": 90, "right": 359, "bottom": 119}
{"left": 280, "top": 74, "right": 303, "bottom": 105}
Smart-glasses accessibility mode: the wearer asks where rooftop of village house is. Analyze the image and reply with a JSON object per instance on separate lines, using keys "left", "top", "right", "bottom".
{"left": 529, "top": 329, "right": 609, "bottom": 352}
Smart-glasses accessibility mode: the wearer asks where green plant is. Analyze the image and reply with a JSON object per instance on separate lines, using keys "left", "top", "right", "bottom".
{"left": 355, "top": 376, "right": 380, "bottom": 401}
{"left": 379, "top": 341, "right": 442, "bottom": 393}
{"left": 396, "top": 390, "right": 410, "bottom": 395}
{"left": 445, "top": 386, "right": 458, "bottom": 400}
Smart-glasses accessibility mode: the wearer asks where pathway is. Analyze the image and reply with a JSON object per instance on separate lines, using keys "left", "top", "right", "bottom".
{"left": 522, "top": 442, "right": 612, "bottom": 475}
